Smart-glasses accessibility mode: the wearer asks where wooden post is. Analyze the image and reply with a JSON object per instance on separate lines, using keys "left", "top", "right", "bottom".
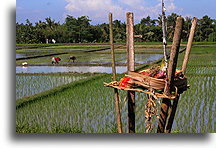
{"left": 109, "top": 13, "right": 123, "bottom": 133}
{"left": 182, "top": 17, "right": 197, "bottom": 74}
{"left": 157, "top": 98, "right": 171, "bottom": 133}
{"left": 167, "top": 17, "right": 184, "bottom": 93}
{"left": 126, "top": 12, "right": 135, "bottom": 133}
{"left": 165, "top": 95, "right": 179, "bottom": 133}
{"left": 157, "top": 17, "right": 184, "bottom": 133}
{"left": 166, "top": 17, "right": 197, "bottom": 133}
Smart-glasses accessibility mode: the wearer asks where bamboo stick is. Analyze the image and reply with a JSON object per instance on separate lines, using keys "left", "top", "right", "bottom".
{"left": 182, "top": 17, "right": 197, "bottom": 74}
{"left": 109, "top": 13, "right": 123, "bottom": 133}
{"left": 165, "top": 95, "right": 179, "bottom": 133}
{"left": 166, "top": 17, "right": 197, "bottom": 133}
{"left": 167, "top": 17, "right": 184, "bottom": 94}
{"left": 126, "top": 12, "right": 135, "bottom": 133}
{"left": 103, "top": 83, "right": 178, "bottom": 100}
{"left": 157, "top": 17, "right": 184, "bottom": 133}
{"left": 162, "top": 0, "right": 168, "bottom": 70}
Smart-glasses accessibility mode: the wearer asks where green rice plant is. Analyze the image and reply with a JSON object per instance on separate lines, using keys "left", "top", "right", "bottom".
{"left": 171, "top": 43, "right": 216, "bottom": 133}
{"left": 16, "top": 74, "right": 158, "bottom": 133}
{"left": 16, "top": 74, "right": 89, "bottom": 99}
{"left": 16, "top": 42, "right": 216, "bottom": 133}
{"left": 16, "top": 74, "right": 115, "bottom": 133}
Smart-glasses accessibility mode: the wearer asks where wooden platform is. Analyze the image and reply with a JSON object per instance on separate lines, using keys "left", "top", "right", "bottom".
{"left": 104, "top": 71, "right": 188, "bottom": 100}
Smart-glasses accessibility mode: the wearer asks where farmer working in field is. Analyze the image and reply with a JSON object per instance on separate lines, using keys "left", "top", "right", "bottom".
{"left": 69, "top": 56, "right": 76, "bottom": 63}
{"left": 52, "top": 57, "right": 61, "bottom": 64}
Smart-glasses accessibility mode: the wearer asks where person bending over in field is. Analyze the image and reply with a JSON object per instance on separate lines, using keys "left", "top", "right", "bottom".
{"left": 69, "top": 56, "right": 76, "bottom": 63}
{"left": 52, "top": 57, "right": 61, "bottom": 64}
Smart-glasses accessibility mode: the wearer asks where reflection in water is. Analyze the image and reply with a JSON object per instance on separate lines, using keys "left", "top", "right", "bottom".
{"left": 16, "top": 53, "right": 35, "bottom": 58}
{"left": 136, "top": 54, "right": 163, "bottom": 64}
{"left": 16, "top": 54, "right": 24, "bottom": 58}
{"left": 16, "top": 54, "right": 163, "bottom": 73}
{"left": 16, "top": 66, "right": 127, "bottom": 73}
{"left": 89, "top": 54, "right": 163, "bottom": 65}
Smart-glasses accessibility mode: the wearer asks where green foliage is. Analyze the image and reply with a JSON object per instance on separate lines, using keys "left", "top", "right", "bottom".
{"left": 16, "top": 14, "right": 216, "bottom": 44}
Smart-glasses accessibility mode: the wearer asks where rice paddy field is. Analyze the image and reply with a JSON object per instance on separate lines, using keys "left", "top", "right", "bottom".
{"left": 16, "top": 73, "right": 93, "bottom": 99}
{"left": 16, "top": 43, "right": 166, "bottom": 66}
{"left": 16, "top": 42, "right": 215, "bottom": 133}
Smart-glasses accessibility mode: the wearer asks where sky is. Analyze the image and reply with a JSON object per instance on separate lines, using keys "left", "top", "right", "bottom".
{"left": 16, "top": 0, "right": 216, "bottom": 25}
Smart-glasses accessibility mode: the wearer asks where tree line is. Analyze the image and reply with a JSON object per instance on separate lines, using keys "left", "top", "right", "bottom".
{"left": 16, "top": 13, "right": 216, "bottom": 44}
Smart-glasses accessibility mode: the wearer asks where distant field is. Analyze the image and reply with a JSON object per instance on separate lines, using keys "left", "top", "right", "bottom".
{"left": 16, "top": 43, "right": 169, "bottom": 66}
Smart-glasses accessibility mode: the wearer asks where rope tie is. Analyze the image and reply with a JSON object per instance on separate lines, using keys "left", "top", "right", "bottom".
{"left": 145, "top": 88, "right": 161, "bottom": 133}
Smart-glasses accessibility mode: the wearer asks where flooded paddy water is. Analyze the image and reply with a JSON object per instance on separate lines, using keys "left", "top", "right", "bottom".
{"left": 16, "top": 53, "right": 163, "bottom": 67}
{"left": 16, "top": 44, "right": 164, "bottom": 100}
{"left": 16, "top": 52, "right": 163, "bottom": 73}
{"left": 16, "top": 66, "right": 127, "bottom": 74}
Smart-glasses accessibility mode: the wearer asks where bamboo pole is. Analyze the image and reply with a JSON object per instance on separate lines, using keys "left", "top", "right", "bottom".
{"left": 162, "top": 0, "right": 168, "bottom": 70}
{"left": 166, "top": 17, "right": 197, "bottom": 133}
{"left": 165, "top": 95, "right": 179, "bottom": 133}
{"left": 182, "top": 17, "right": 197, "bottom": 74}
{"left": 109, "top": 13, "right": 123, "bottom": 133}
{"left": 126, "top": 12, "right": 135, "bottom": 133}
{"left": 157, "top": 98, "right": 171, "bottom": 133}
{"left": 167, "top": 17, "right": 184, "bottom": 94}
{"left": 157, "top": 17, "right": 184, "bottom": 133}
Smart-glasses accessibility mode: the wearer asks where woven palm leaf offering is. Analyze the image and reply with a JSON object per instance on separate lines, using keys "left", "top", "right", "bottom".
{"left": 104, "top": 63, "right": 188, "bottom": 99}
